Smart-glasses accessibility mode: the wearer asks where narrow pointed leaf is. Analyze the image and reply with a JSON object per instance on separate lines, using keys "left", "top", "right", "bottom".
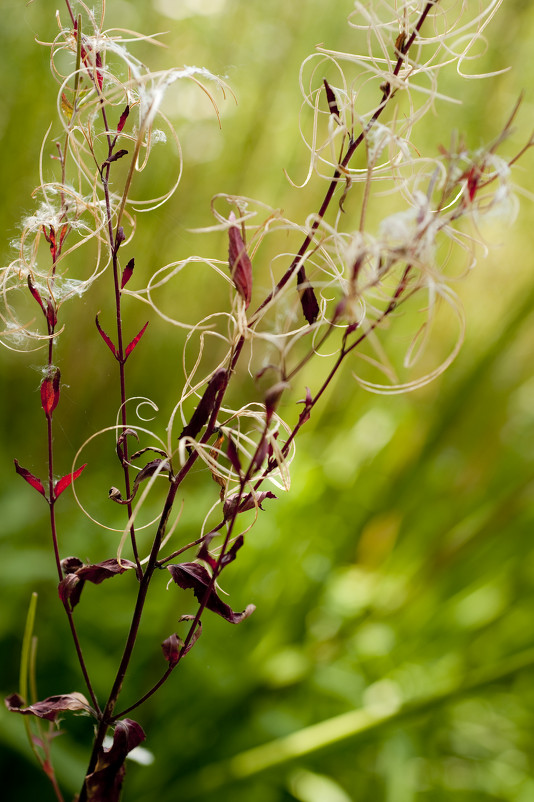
{"left": 95, "top": 314, "right": 117, "bottom": 358}
{"left": 220, "top": 534, "right": 244, "bottom": 567}
{"left": 168, "top": 562, "right": 255, "bottom": 624}
{"left": 323, "top": 78, "right": 340, "bottom": 118}
{"left": 54, "top": 463, "right": 87, "bottom": 499}
{"left": 179, "top": 368, "right": 226, "bottom": 442}
{"left": 125, "top": 321, "right": 149, "bottom": 359}
{"left": 228, "top": 212, "right": 253, "bottom": 308}
{"left": 27, "top": 276, "right": 46, "bottom": 316}
{"left": 14, "top": 460, "right": 46, "bottom": 497}
{"left": 117, "top": 104, "right": 130, "bottom": 133}
{"left": 226, "top": 435, "right": 242, "bottom": 475}
{"left": 120, "top": 258, "right": 135, "bottom": 289}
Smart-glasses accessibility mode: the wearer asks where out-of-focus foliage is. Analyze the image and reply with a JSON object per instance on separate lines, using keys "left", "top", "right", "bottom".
{"left": 1, "top": 1, "right": 534, "bottom": 801}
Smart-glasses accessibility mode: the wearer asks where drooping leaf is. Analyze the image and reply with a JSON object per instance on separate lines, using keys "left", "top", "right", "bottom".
{"left": 14, "top": 459, "right": 46, "bottom": 497}
{"left": 125, "top": 321, "right": 149, "bottom": 359}
{"left": 120, "top": 258, "right": 135, "bottom": 289}
{"left": 85, "top": 719, "right": 146, "bottom": 802}
{"left": 167, "top": 562, "right": 255, "bottom": 624}
{"left": 179, "top": 368, "right": 226, "bottom": 442}
{"left": 54, "top": 463, "right": 87, "bottom": 499}
{"left": 223, "top": 490, "right": 276, "bottom": 520}
{"left": 5, "top": 691, "right": 93, "bottom": 721}
{"left": 228, "top": 212, "right": 253, "bottom": 308}
{"left": 95, "top": 314, "right": 117, "bottom": 358}
{"left": 27, "top": 275, "right": 46, "bottom": 316}
{"left": 40, "top": 368, "right": 61, "bottom": 417}
{"left": 58, "top": 557, "right": 136, "bottom": 608}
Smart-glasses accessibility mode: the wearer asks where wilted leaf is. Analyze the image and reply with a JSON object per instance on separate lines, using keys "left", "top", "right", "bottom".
{"left": 167, "top": 562, "right": 255, "bottom": 624}
{"left": 223, "top": 490, "right": 276, "bottom": 520}
{"left": 58, "top": 558, "right": 136, "bottom": 608}
{"left": 5, "top": 691, "right": 93, "bottom": 721}
{"left": 85, "top": 719, "right": 146, "bottom": 802}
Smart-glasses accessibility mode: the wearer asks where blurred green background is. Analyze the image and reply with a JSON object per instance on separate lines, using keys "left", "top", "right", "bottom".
{"left": 2, "top": 1, "right": 534, "bottom": 801}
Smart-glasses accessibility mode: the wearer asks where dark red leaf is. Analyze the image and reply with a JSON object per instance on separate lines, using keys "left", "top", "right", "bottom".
{"left": 77, "top": 558, "right": 136, "bottom": 584}
{"left": 197, "top": 531, "right": 218, "bottom": 570}
{"left": 40, "top": 368, "right": 61, "bottom": 417}
{"left": 85, "top": 719, "right": 145, "bottom": 802}
{"left": 167, "top": 562, "right": 255, "bottom": 624}
{"left": 46, "top": 299, "right": 57, "bottom": 328}
{"left": 27, "top": 276, "right": 46, "bottom": 316}
{"left": 58, "top": 573, "right": 81, "bottom": 606}
{"left": 179, "top": 368, "right": 226, "bottom": 442}
{"left": 5, "top": 691, "right": 93, "bottom": 721}
{"left": 125, "top": 321, "right": 149, "bottom": 359}
{"left": 117, "top": 105, "right": 130, "bottom": 133}
{"left": 95, "top": 314, "right": 117, "bottom": 358}
{"left": 226, "top": 435, "right": 242, "bottom": 475}
{"left": 223, "top": 490, "right": 276, "bottom": 520}
{"left": 54, "top": 463, "right": 87, "bottom": 499}
{"left": 220, "top": 534, "right": 244, "bottom": 567}
{"left": 95, "top": 52, "right": 104, "bottom": 91}
{"left": 121, "top": 258, "right": 135, "bottom": 289}
{"left": 228, "top": 212, "right": 253, "bottom": 308}
{"left": 14, "top": 459, "right": 46, "bottom": 497}
{"left": 323, "top": 78, "right": 340, "bottom": 117}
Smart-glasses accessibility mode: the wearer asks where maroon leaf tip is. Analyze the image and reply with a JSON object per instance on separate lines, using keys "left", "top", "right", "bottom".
{"left": 14, "top": 460, "right": 46, "bottom": 497}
